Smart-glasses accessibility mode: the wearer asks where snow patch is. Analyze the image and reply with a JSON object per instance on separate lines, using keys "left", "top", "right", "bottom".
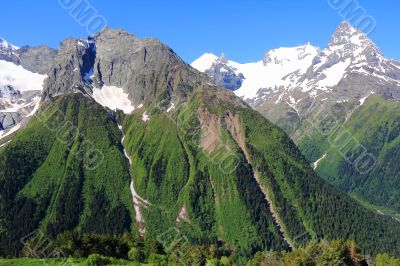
{"left": 0, "top": 62, "right": 45, "bottom": 138}
{"left": 317, "top": 58, "right": 351, "bottom": 88}
{"left": 3, "top": 97, "right": 38, "bottom": 113}
{"left": 0, "top": 38, "right": 19, "bottom": 50}
{"left": 166, "top": 102, "right": 175, "bottom": 113}
{"left": 118, "top": 123, "right": 151, "bottom": 236}
{"left": 275, "top": 94, "right": 283, "bottom": 104}
{"left": 336, "top": 99, "right": 349, "bottom": 103}
{"left": 313, "top": 153, "right": 327, "bottom": 169}
{"left": 130, "top": 182, "right": 146, "bottom": 236}
{"left": 26, "top": 97, "right": 41, "bottom": 117}
{"left": 0, "top": 60, "right": 46, "bottom": 93}
{"left": 92, "top": 85, "right": 135, "bottom": 114}
{"left": 0, "top": 124, "right": 21, "bottom": 140}
{"left": 142, "top": 112, "right": 149, "bottom": 122}
{"left": 0, "top": 140, "right": 11, "bottom": 148}
{"left": 287, "top": 96, "right": 299, "bottom": 116}
{"left": 359, "top": 91, "right": 375, "bottom": 105}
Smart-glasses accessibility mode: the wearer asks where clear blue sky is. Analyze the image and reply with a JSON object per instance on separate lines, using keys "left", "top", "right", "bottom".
{"left": 2, "top": 0, "right": 399, "bottom": 63}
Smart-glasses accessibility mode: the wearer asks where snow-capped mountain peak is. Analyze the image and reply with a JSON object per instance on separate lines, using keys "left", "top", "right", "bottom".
{"left": 192, "top": 44, "right": 319, "bottom": 100}
{"left": 217, "top": 53, "right": 228, "bottom": 64}
{"left": 327, "top": 21, "right": 381, "bottom": 58}
{"left": 0, "top": 38, "right": 48, "bottom": 134}
{"left": 197, "top": 53, "right": 245, "bottom": 91}
{"left": 0, "top": 38, "right": 20, "bottom": 64}
{"left": 193, "top": 21, "right": 400, "bottom": 124}
{"left": 0, "top": 38, "right": 19, "bottom": 51}
{"left": 330, "top": 21, "right": 359, "bottom": 45}
{"left": 191, "top": 53, "right": 218, "bottom": 72}
{"left": 0, "top": 60, "right": 46, "bottom": 132}
{"left": 305, "top": 21, "right": 393, "bottom": 95}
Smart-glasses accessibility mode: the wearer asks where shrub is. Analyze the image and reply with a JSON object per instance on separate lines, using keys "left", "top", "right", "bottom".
{"left": 376, "top": 253, "right": 400, "bottom": 266}
{"left": 85, "top": 254, "right": 111, "bottom": 266}
{"left": 219, "top": 256, "right": 230, "bottom": 265}
{"left": 128, "top": 247, "right": 144, "bottom": 262}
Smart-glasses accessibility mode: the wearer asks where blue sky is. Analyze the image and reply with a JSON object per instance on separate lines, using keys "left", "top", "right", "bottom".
{"left": 2, "top": 0, "right": 399, "bottom": 63}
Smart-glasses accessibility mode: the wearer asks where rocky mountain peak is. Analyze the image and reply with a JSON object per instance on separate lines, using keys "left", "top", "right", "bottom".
{"left": 204, "top": 53, "right": 244, "bottom": 91}
{"left": 305, "top": 21, "right": 385, "bottom": 85}
{"left": 327, "top": 21, "right": 380, "bottom": 56}
{"left": 0, "top": 37, "right": 57, "bottom": 74}
{"left": 0, "top": 38, "right": 19, "bottom": 64}
{"left": 217, "top": 53, "right": 228, "bottom": 64}
{"left": 42, "top": 28, "right": 208, "bottom": 106}
{"left": 331, "top": 21, "right": 358, "bottom": 41}
{"left": 0, "top": 38, "right": 18, "bottom": 51}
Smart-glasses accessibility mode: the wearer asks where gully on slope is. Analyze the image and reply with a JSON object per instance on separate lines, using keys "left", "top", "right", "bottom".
{"left": 117, "top": 123, "right": 151, "bottom": 236}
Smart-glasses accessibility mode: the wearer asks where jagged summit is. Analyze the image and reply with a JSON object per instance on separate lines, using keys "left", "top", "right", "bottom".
{"left": 194, "top": 21, "right": 399, "bottom": 101}
{"left": 203, "top": 53, "right": 244, "bottom": 91}
{"left": 0, "top": 38, "right": 20, "bottom": 64}
{"left": 327, "top": 21, "right": 381, "bottom": 56}
{"left": 194, "top": 21, "right": 400, "bottom": 136}
{"left": 0, "top": 38, "right": 19, "bottom": 50}
{"left": 217, "top": 52, "right": 228, "bottom": 64}
{"left": 42, "top": 28, "right": 209, "bottom": 107}
{"left": 331, "top": 21, "right": 359, "bottom": 40}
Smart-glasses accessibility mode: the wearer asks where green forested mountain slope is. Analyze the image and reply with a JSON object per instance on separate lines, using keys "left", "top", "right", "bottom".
{"left": 300, "top": 95, "right": 400, "bottom": 214}
{"left": 117, "top": 87, "right": 400, "bottom": 257}
{"left": 0, "top": 94, "right": 134, "bottom": 256}
{"left": 2, "top": 89, "right": 400, "bottom": 258}
{"left": 2, "top": 27, "right": 400, "bottom": 260}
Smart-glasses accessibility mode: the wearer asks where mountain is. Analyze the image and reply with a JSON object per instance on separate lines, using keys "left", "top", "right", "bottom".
{"left": 0, "top": 39, "right": 57, "bottom": 138}
{"left": 0, "top": 59, "right": 45, "bottom": 130}
{"left": 193, "top": 21, "right": 400, "bottom": 214}
{"left": 0, "top": 38, "right": 19, "bottom": 63}
{"left": 2, "top": 28, "right": 400, "bottom": 260}
{"left": 192, "top": 21, "right": 400, "bottom": 130}
{"left": 311, "top": 94, "right": 400, "bottom": 216}
{"left": 0, "top": 38, "right": 57, "bottom": 74}
{"left": 41, "top": 29, "right": 205, "bottom": 104}
{"left": 192, "top": 43, "right": 319, "bottom": 99}
{"left": 192, "top": 53, "right": 245, "bottom": 91}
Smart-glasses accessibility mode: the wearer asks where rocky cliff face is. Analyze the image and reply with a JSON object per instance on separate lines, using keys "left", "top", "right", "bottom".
{"left": 42, "top": 28, "right": 210, "bottom": 107}
{"left": 17, "top": 45, "right": 57, "bottom": 74}
{"left": 0, "top": 85, "right": 35, "bottom": 130}
{"left": 41, "top": 38, "right": 91, "bottom": 99}
{"left": 0, "top": 38, "right": 19, "bottom": 64}
{"left": 204, "top": 54, "right": 244, "bottom": 91}
{"left": 0, "top": 38, "right": 57, "bottom": 74}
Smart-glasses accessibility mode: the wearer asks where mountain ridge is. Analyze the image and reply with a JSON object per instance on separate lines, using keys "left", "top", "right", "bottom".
{"left": 192, "top": 21, "right": 400, "bottom": 107}
{"left": 2, "top": 27, "right": 400, "bottom": 260}
{"left": 193, "top": 21, "right": 400, "bottom": 217}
